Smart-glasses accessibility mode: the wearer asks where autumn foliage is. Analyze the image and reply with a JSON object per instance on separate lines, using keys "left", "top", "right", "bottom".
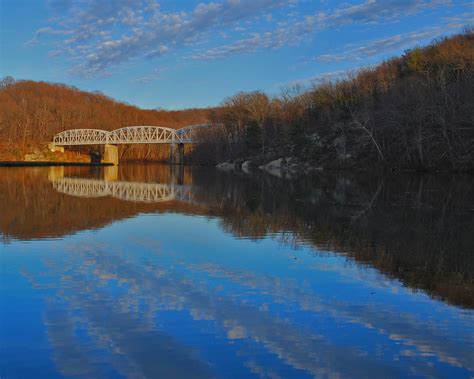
{"left": 0, "top": 79, "right": 211, "bottom": 160}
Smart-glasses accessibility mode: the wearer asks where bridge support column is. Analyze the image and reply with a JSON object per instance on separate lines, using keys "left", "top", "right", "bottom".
{"left": 103, "top": 144, "right": 119, "bottom": 165}
{"left": 170, "top": 143, "right": 184, "bottom": 165}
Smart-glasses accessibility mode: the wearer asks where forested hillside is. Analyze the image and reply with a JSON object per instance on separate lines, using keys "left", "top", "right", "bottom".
{"left": 192, "top": 30, "right": 474, "bottom": 172}
{"left": 0, "top": 79, "right": 211, "bottom": 160}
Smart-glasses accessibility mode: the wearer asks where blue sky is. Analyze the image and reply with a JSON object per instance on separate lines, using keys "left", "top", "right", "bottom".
{"left": 0, "top": 0, "right": 472, "bottom": 109}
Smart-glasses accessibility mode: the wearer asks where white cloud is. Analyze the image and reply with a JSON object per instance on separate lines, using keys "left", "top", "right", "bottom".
{"left": 32, "top": 0, "right": 290, "bottom": 77}
{"left": 30, "top": 0, "right": 462, "bottom": 76}
{"left": 315, "top": 24, "right": 465, "bottom": 63}
{"left": 190, "top": 0, "right": 454, "bottom": 61}
{"left": 131, "top": 68, "right": 164, "bottom": 84}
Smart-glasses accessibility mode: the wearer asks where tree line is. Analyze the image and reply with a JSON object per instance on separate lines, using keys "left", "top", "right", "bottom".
{"left": 192, "top": 30, "right": 474, "bottom": 172}
{"left": 1, "top": 30, "right": 473, "bottom": 170}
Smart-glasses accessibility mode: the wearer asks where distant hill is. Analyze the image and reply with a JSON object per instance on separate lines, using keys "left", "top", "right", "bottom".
{"left": 0, "top": 79, "right": 215, "bottom": 161}
{"left": 0, "top": 79, "right": 212, "bottom": 145}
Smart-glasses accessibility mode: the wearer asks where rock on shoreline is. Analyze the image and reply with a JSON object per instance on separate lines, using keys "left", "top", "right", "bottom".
{"left": 216, "top": 157, "right": 322, "bottom": 177}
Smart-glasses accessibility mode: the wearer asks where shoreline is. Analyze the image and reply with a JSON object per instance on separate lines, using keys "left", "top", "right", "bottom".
{"left": 215, "top": 158, "right": 474, "bottom": 176}
{"left": 0, "top": 161, "right": 114, "bottom": 167}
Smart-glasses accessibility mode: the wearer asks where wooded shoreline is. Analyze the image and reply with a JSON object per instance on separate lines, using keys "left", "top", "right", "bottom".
{"left": 1, "top": 31, "right": 473, "bottom": 173}
{"left": 189, "top": 30, "right": 474, "bottom": 173}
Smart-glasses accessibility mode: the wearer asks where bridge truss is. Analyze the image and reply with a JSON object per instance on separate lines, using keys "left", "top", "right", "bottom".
{"left": 53, "top": 124, "right": 210, "bottom": 146}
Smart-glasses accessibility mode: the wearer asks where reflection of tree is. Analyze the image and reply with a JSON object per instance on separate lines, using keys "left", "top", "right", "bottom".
{"left": 1, "top": 165, "right": 473, "bottom": 308}
{"left": 0, "top": 166, "right": 205, "bottom": 240}
{"left": 196, "top": 172, "right": 474, "bottom": 308}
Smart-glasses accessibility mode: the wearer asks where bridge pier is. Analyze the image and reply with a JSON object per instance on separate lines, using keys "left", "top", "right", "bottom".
{"left": 170, "top": 143, "right": 184, "bottom": 165}
{"left": 103, "top": 144, "right": 119, "bottom": 165}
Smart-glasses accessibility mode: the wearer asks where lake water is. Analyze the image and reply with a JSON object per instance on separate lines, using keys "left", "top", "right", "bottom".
{"left": 1, "top": 164, "right": 473, "bottom": 379}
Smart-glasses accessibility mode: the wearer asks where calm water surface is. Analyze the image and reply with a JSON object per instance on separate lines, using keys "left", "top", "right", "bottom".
{"left": 1, "top": 164, "right": 473, "bottom": 379}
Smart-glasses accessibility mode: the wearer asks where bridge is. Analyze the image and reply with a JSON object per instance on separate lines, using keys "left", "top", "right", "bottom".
{"left": 52, "top": 177, "right": 195, "bottom": 204}
{"left": 51, "top": 124, "right": 210, "bottom": 165}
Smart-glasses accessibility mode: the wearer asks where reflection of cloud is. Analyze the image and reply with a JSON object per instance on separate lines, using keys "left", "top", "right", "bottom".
{"left": 41, "top": 263, "right": 213, "bottom": 378}
{"left": 181, "top": 261, "right": 473, "bottom": 373}
{"left": 226, "top": 325, "right": 247, "bottom": 339}
{"left": 25, "top": 232, "right": 472, "bottom": 377}
{"left": 43, "top": 301, "right": 106, "bottom": 378}
{"left": 27, "top": 240, "right": 472, "bottom": 379}
{"left": 45, "top": 245, "right": 389, "bottom": 378}
{"left": 243, "top": 359, "right": 283, "bottom": 379}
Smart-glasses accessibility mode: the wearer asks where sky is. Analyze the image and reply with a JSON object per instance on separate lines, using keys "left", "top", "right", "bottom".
{"left": 0, "top": 0, "right": 473, "bottom": 110}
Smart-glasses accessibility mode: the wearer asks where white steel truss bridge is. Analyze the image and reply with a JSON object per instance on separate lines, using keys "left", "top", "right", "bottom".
{"left": 52, "top": 178, "right": 194, "bottom": 204}
{"left": 52, "top": 124, "right": 210, "bottom": 146}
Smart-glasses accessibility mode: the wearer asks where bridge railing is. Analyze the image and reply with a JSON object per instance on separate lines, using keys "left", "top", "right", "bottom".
{"left": 53, "top": 129, "right": 110, "bottom": 145}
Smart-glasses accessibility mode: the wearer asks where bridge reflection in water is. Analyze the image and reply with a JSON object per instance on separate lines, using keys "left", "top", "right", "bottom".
{"left": 48, "top": 166, "right": 194, "bottom": 204}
